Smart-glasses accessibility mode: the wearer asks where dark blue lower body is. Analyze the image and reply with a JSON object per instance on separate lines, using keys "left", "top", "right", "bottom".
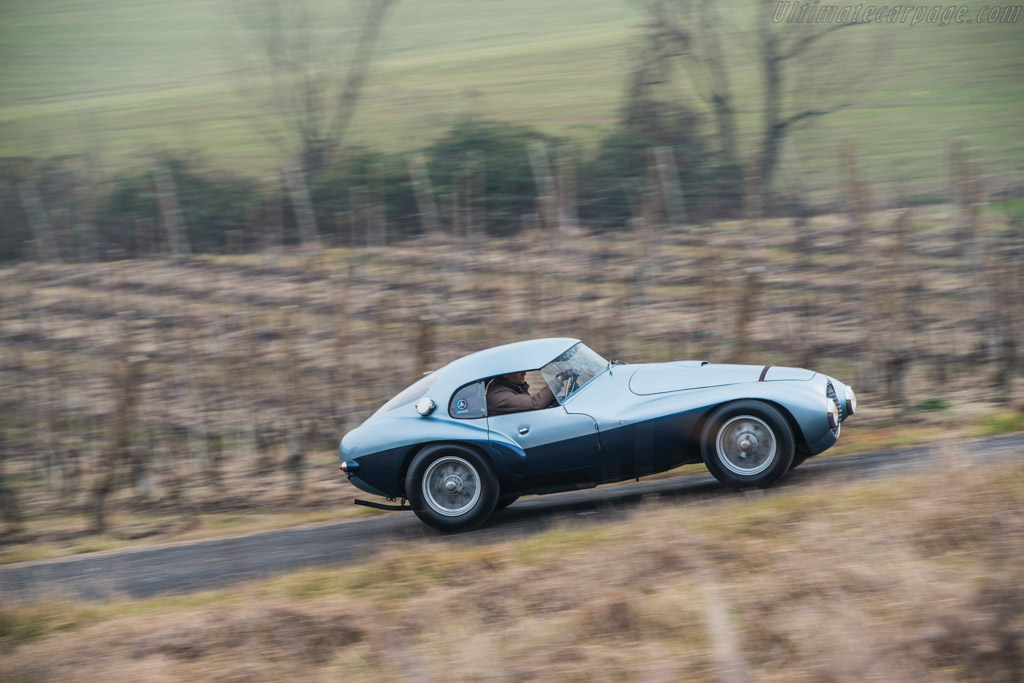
{"left": 343, "top": 408, "right": 712, "bottom": 500}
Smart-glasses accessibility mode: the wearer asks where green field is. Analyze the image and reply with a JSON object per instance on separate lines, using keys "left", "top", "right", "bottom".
{"left": 1, "top": 0, "right": 1023, "bottom": 193}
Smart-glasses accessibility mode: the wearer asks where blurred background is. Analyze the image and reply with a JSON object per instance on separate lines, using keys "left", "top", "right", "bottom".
{"left": 0, "top": 0, "right": 1021, "bottom": 545}
{"left": 1, "top": 2, "right": 1024, "bottom": 680}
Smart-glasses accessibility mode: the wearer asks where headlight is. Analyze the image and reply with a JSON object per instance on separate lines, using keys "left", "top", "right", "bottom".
{"left": 415, "top": 396, "right": 436, "bottom": 416}
{"left": 826, "top": 398, "right": 840, "bottom": 429}
{"left": 845, "top": 386, "right": 857, "bottom": 416}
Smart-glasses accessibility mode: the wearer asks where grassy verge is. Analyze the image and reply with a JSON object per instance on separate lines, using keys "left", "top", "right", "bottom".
{"left": 2, "top": 454, "right": 1021, "bottom": 681}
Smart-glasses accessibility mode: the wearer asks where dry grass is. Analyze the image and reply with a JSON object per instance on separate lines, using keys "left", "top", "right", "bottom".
{"left": 2, "top": 453, "right": 1021, "bottom": 682}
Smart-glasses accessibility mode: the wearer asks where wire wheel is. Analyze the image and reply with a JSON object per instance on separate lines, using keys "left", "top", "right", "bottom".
{"left": 715, "top": 415, "right": 777, "bottom": 476}
{"left": 422, "top": 455, "right": 482, "bottom": 517}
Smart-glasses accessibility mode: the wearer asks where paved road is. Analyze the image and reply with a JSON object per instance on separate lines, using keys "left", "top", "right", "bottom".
{"left": 2, "top": 433, "right": 1021, "bottom": 602}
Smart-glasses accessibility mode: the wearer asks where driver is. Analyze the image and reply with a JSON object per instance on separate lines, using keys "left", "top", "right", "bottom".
{"left": 486, "top": 370, "right": 576, "bottom": 416}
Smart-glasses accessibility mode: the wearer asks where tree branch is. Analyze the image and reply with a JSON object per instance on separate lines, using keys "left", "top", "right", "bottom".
{"left": 780, "top": 22, "right": 858, "bottom": 62}
{"left": 325, "top": 0, "right": 398, "bottom": 148}
{"left": 775, "top": 103, "right": 851, "bottom": 134}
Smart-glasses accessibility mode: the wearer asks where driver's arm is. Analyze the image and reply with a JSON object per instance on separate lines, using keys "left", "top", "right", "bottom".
{"left": 487, "top": 385, "right": 556, "bottom": 414}
{"left": 523, "top": 385, "right": 556, "bottom": 411}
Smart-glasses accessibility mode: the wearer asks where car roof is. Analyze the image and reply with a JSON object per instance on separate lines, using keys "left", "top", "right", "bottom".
{"left": 363, "top": 338, "right": 582, "bottom": 424}
{"left": 441, "top": 337, "right": 580, "bottom": 384}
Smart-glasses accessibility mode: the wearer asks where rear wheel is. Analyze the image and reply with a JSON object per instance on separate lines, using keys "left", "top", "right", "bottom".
{"left": 406, "top": 444, "right": 498, "bottom": 533}
{"left": 701, "top": 401, "right": 795, "bottom": 488}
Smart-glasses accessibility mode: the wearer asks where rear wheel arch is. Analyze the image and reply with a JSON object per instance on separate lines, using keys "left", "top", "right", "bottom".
{"left": 399, "top": 440, "right": 501, "bottom": 497}
{"left": 404, "top": 442, "right": 500, "bottom": 532}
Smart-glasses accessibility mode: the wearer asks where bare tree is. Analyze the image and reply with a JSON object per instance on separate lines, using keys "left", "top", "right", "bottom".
{"left": 637, "top": 0, "right": 871, "bottom": 208}
{"left": 0, "top": 400, "right": 23, "bottom": 534}
{"left": 639, "top": 0, "right": 740, "bottom": 172}
{"left": 877, "top": 210, "right": 913, "bottom": 411}
{"left": 727, "top": 267, "right": 762, "bottom": 363}
{"left": 233, "top": 0, "right": 398, "bottom": 180}
{"left": 90, "top": 354, "right": 145, "bottom": 534}
{"left": 989, "top": 229, "right": 1022, "bottom": 402}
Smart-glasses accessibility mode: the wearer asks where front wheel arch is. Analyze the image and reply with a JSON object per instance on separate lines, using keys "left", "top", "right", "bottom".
{"left": 693, "top": 399, "right": 808, "bottom": 463}
{"left": 700, "top": 399, "right": 796, "bottom": 489}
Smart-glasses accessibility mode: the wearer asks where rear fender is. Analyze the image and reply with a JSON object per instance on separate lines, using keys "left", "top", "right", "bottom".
{"left": 398, "top": 438, "right": 519, "bottom": 496}
{"left": 341, "top": 417, "right": 510, "bottom": 498}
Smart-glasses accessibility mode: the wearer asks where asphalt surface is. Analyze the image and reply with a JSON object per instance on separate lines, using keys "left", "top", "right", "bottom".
{"left": 2, "top": 432, "right": 1022, "bottom": 602}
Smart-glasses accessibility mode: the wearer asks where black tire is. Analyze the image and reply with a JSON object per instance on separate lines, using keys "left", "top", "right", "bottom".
{"left": 405, "top": 444, "right": 499, "bottom": 533}
{"left": 495, "top": 493, "right": 519, "bottom": 511}
{"left": 789, "top": 453, "right": 809, "bottom": 471}
{"left": 700, "top": 400, "right": 795, "bottom": 489}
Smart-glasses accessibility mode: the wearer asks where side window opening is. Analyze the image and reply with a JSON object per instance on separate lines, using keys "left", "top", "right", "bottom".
{"left": 484, "top": 370, "right": 560, "bottom": 415}
{"left": 449, "top": 381, "right": 486, "bottom": 419}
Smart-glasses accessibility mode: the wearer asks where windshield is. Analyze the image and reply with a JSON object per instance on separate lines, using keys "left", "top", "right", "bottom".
{"left": 540, "top": 343, "right": 609, "bottom": 401}
{"left": 375, "top": 371, "right": 440, "bottom": 415}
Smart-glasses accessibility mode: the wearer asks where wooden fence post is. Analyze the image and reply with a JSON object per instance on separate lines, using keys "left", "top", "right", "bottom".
{"left": 283, "top": 166, "right": 320, "bottom": 247}
{"left": 409, "top": 153, "right": 441, "bottom": 236}
{"left": 17, "top": 181, "right": 60, "bottom": 263}
{"left": 154, "top": 166, "right": 191, "bottom": 255}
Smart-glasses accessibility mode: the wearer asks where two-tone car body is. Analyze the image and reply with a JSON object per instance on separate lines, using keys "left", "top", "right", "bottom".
{"left": 339, "top": 338, "right": 856, "bottom": 531}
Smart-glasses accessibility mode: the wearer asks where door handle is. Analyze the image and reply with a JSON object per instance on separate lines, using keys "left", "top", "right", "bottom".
{"left": 518, "top": 427, "right": 529, "bottom": 435}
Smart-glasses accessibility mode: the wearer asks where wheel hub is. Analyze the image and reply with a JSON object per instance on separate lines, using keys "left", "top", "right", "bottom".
{"left": 716, "top": 415, "right": 777, "bottom": 476}
{"left": 422, "top": 455, "right": 482, "bottom": 517}
{"left": 737, "top": 432, "right": 759, "bottom": 457}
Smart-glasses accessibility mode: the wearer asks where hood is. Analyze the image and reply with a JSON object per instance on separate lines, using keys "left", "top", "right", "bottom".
{"left": 628, "top": 362, "right": 814, "bottom": 395}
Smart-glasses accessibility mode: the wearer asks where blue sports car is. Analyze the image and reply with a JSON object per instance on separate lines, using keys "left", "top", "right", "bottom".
{"left": 339, "top": 338, "right": 856, "bottom": 532}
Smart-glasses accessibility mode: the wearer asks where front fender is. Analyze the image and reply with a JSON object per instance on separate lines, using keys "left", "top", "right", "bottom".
{"left": 604, "top": 375, "right": 834, "bottom": 455}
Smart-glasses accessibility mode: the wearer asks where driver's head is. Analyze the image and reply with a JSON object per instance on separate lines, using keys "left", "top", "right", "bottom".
{"left": 502, "top": 371, "right": 527, "bottom": 385}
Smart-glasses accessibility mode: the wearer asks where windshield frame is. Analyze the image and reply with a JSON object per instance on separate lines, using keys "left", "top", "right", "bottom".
{"left": 539, "top": 342, "right": 610, "bottom": 404}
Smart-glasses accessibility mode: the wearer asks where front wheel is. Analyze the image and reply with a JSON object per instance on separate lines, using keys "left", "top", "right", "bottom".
{"left": 701, "top": 401, "right": 795, "bottom": 489}
{"left": 406, "top": 444, "right": 499, "bottom": 533}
